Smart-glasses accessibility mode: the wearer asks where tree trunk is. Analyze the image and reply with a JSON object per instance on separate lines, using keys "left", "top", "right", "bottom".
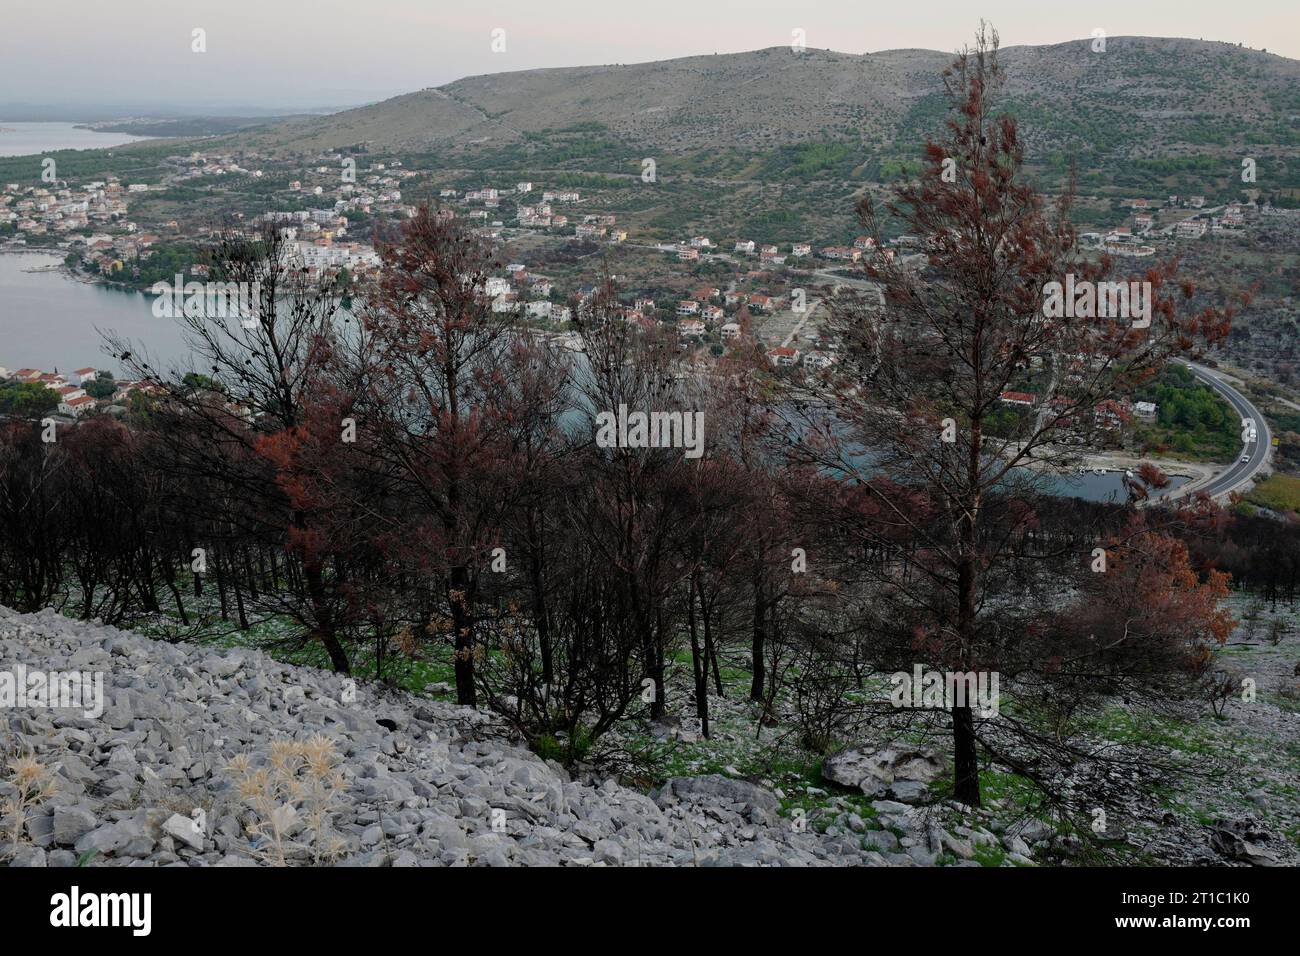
{"left": 526, "top": 511, "right": 553, "bottom": 687}
{"left": 750, "top": 571, "right": 766, "bottom": 702}
{"left": 952, "top": 703, "right": 980, "bottom": 805}
{"left": 688, "top": 573, "right": 709, "bottom": 738}
{"left": 450, "top": 564, "right": 476, "bottom": 706}
{"left": 702, "top": 587, "right": 723, "bottom": 697}
{"left": 305, "top": 563, "right": 350, "bottom": 673}
{"left": 952, "top": 411, "right": 984, "bottom": 807}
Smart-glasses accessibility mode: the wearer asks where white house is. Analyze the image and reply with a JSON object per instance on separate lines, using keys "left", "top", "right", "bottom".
{"left": 802, "top": 351, "right": 833, "bottom": 370}
{"left": 58, "top": 395, "right": 97, "bottom": 416}
{"left": 69, "top": 367, "right": 99, "bottom": 386}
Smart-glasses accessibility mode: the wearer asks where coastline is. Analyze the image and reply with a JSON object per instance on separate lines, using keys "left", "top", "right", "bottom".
{"left": 1012, "top": 447, "right": 1213, "bottom": 502}
{"left": 0, "top": 246, "right": 144, "bottom": 291}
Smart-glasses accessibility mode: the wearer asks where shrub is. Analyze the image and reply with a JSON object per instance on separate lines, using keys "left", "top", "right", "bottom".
{"left": 225, "top": 735, "right": 348, "bottom": 865}
{"left": 1, "top": 753, "right": 58, "bottom": 855}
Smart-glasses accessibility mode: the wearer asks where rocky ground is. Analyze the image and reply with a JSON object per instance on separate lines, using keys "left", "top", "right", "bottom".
{"left": 599, "top": 594, "right": 1300, "bottom": 869}
{"left": 0, "top": 606, "right": 1020, "bottom": 868}
{"left": 5, "top": 597, "right": 1296, "bottom": 868}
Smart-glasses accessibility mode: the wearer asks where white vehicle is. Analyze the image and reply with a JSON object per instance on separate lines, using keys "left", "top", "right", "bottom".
{"left": 1241, "top": 453, "right": 1252, "bottom": 463}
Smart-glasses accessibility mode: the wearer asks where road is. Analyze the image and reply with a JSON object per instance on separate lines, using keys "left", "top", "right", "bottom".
{"left": 1176, "top": 360, "right": 1271, "bottom": 500}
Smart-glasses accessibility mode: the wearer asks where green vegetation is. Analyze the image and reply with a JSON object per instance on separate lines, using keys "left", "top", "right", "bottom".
{"left": 92, "top": 242, "right": 203, "bottom": 291}
{"left": 0, "top": 141, "right": 177, "bottom": 185}
{"left": 83, "top": 372, "right": 117, "bottom": 400}
{"left": 1246, "top": 473, "right": 1300, "bottom": 513}
{"left": 0, "top": 381, "right": 59, "bottom": 418}
{"left": 1134, "top": 364, "right": 1240, "bottom": 461}
{"left": 757, "top": 142, "right": 862, "bottom": 181}
{"left": 1082, "top": 706, "right": 1222, "bottom": 758}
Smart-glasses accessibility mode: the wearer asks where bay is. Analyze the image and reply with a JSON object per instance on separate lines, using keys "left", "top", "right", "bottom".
{"left": 0, "top": 121, "right": 152, "bottom": 158}
{"left": 0, "top": 251, "right": 188, "bottom": 376}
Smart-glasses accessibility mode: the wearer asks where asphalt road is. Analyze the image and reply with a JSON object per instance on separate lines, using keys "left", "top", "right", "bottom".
{"left": 1177, "top": 360, "right": 1271, "bottom": 499}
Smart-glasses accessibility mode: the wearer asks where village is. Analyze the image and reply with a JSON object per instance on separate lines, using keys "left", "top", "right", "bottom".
{"left": 1, "top": 147, "right": 1274, "bottom": 443}
{"left": 0, "top": 363, "right": 162, "bottom": 422}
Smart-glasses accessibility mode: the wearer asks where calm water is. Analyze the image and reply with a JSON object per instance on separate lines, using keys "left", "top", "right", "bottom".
{"left": 1045, "top": 469, "right": 1188, "bottom": 503}
{"left": 0, "top": 252, "right": 187, "bottom": 376}
{"left": 0, "top": 121, "right": 152, "bottom": 157}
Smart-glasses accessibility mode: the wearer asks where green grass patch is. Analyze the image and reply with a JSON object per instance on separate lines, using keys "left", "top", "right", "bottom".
{"left": 1246, "top": 473, "right": 1300, "bottom": 513}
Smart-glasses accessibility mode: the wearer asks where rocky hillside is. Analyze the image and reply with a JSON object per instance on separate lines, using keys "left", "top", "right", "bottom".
{"left": 0, "top": 607, "right": 1020, "bottom": 867}
{"left": 231, "top": 38, "right": 1300, "bottom": 161}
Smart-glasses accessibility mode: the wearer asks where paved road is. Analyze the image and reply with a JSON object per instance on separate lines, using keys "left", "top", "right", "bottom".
{"left": 1176, "top": 360, "right": 1271, "bottom": 499}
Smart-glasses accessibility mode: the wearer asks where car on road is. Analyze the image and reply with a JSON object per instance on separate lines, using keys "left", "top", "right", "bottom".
{"left": 1241, "top": 453, "right": 1252, "bottom": 463}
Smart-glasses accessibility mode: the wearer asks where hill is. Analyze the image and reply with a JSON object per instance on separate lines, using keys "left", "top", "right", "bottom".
{"left": 231, "top": 37, "right": 1300, "bottom": 172}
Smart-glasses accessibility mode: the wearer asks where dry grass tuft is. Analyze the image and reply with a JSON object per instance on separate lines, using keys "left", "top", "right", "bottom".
{"left": 1, "top": 752, "right": 58, "bottom": 856}
{"left": 225, "top": 734, "right": 348, "bottom": 866}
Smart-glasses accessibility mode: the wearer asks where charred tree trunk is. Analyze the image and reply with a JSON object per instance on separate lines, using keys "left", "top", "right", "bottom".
{"left": 449, "top": 563, "right": 476, "bottom": 706}
{"left": 305, "top": 562, "right": 349, "bottom": 674}
{"left": 750, "top": 571, "right": 767, "bottom": 703}
{"left": 689, "top": 574, "right": 710, "bottom": 739}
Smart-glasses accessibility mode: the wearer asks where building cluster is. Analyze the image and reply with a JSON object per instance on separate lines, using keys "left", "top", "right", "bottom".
{"left": 0, "top": 365, "right": 163, "bottom": 420}
{"left": 481, "top": 264, "right": 569, "bottom": 322}
{"left": 2, "top": 178, "right": 129, "bottom": 238}
{"left": 437, "top": 182, "right": 595, "bottom": 238}
{"left": 670, "top": 233, "right": 895, "bottom": 266}
{"left": 1082, "top": 197, "right": 1262, "bottom": 258}
{"left": 998, "top": 388, "right": 1159, "bottom": 436}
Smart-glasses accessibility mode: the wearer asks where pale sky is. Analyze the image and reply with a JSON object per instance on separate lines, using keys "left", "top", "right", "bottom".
{"left": 3, "top": 0, "right": 1297, "bottom": 112}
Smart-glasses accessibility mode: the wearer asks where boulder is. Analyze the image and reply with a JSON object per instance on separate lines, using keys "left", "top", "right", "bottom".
{"left": 74, "top": 818, "right": 149, "bottom": 856}
{"left": 1210, "top": 825, "right": 1281, "bottom": 867}
{"left": 655, "top": 775, "right": 780, "bottom": 815}
{"left": 51, "top": 806, "right": 97, "bottom": 845}
{"left": 162, "top": 812, "right": 205, "bottom": 851}
{"left": 822, "top": 745, "right": 947, "bottom": 798}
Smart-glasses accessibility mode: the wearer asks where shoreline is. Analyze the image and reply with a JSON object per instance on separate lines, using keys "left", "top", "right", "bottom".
{"left": 0, "top": 246, "right": 146, "bottom": 291}
{"left": 1013, "top": 448, "right": 1216, "bottom": 501}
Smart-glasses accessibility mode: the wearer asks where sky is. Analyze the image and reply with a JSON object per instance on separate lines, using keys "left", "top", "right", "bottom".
{"left": 3, "top": 0, "right": 1298, "bottom": 113}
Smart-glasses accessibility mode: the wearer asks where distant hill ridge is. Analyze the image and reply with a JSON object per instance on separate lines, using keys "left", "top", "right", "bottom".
{"left": 231, "top": 37, "right": 1300, "bottom": 162}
